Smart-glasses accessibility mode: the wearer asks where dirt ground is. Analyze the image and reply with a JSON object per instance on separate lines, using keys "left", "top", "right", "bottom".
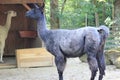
{"left": 0, "top": 58, "right": 120, "bottom": 80}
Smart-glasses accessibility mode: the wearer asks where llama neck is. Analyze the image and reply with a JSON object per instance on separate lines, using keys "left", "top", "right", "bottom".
{"left": 37, "top": 15, "right": 48, "bottom": 33}
{"left": 5, "top": 14, "right": 12, "bottom": 30}
{"left": 37, "top": 15, "right": 48, "bottom": 41}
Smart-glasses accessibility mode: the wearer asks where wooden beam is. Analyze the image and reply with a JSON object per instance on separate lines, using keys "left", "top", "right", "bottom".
{"left": 22, "top": 4, "right": 31, "bottom": 11}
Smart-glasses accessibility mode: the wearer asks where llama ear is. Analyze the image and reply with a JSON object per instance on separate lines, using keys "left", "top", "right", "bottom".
{"left": 41, "top": 3, "right": 45, "bottom": 9}
{"left": 33, "top": 3, "right": 39, "bottom": 8}
{"left": 39, "top": 3, "right": 44, "bottom": 13}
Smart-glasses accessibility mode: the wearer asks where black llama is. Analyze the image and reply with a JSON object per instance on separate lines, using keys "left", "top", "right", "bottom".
{"left": 26, "top": 4, "right": 109, "bottom": 80}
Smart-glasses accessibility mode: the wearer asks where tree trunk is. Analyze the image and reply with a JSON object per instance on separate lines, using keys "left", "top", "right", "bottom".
{"left": 93, "top": 0, "right": 99, "bottom": 27}
{"left": 85, "top": 13, "right": 88, "bottom": 27}
{"left": 102, "top": 2, "right": 106, "bottom": 23}
{"left": 114, "top": 0, "right": 120, "bottom": 27}
{"left": 112, "top": 1, "right": 115, "bottom": 19}
{"left": 95, "top": 12, "right": 99, "bottom": 27}
{"left": 61, "top": 0, "right": 67, "bottom": 14}
{"left": 50, "top": 0, "right": 60, "bottom": 29}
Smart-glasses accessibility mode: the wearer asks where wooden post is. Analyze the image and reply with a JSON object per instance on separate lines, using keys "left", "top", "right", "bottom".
{"left": 22, "top": 3, "right": 31, "bottom": 11}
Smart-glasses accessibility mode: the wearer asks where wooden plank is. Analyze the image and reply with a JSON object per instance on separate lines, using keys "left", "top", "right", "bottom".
{"left": 0, "top": 0, "right": 43, "bottom": 4}
{"left": 16, "top": 51, "right": 21, "bottom": 67}
{"left": 0, "top": 64, "right": 16, "bottom": 69}
{"left": 22, "top": 4, "right": 31, "bottom": 10}
{"left": 20, "top": 57, "right": 53, "bottom": 67}
{"left": 16, "top": 48, "right": 54, "bottom": 68}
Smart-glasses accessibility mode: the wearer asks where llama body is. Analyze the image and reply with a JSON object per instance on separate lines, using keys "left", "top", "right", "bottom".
{"left": 26, "top": 5, "right": 109, "bottom": 80}
{"left": 0, "top": 11, "right": 17, "bottom": 62}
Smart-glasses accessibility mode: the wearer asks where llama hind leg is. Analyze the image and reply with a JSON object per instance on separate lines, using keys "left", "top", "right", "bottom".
{"left": 97, "top": 53, "right": 106, "bottom": 80}
{"left": 55, "top": 55, "right": 67, "bottom": 80}
{"left": 87, "top": 55, "right": 98, "bottom": 80}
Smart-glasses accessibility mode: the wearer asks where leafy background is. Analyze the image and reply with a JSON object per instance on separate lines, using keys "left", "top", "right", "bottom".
{"left": 45, "top": 0, "right": 114, "bottom": 29}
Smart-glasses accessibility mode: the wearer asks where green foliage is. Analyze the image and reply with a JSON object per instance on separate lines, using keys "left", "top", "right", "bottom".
{"left": 45, "top": 0, "right": 115, "bottom": 29}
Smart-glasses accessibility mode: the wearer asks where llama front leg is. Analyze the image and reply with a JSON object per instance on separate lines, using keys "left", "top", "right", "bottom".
{"left": 0, "top": 49, "right": 4, "bottom": 63}
{"left": 55, "top": 55, "right": 66, "bottom": 80}
{"left": 0, "top": 41, "right": 5, "bottom": 63}
{"left": 87, "top": 55, "right": 98, "bottom": 80}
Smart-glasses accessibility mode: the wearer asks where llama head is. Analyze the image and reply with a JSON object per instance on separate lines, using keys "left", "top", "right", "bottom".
{"left": 7, "top": 10, "right": 17, "bottom": 17}
{"left": 25, "top": 4, "right": 44, "bottom": 20}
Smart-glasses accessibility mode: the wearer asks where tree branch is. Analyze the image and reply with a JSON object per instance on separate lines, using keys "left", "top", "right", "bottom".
{"left": 61, "top": 0, "right": 67, "bottom": 14}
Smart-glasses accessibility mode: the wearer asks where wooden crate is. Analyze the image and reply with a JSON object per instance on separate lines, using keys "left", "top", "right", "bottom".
{"left": 16, "top": 48, "right": 54, "bottom": 68}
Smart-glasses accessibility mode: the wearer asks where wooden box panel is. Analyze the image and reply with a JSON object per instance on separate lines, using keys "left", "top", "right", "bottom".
{"left": 16, "top": 48, "right": 54, "bottom": 68}
{"left": 0, "top": 0, "right": 43, "bottom": 4}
